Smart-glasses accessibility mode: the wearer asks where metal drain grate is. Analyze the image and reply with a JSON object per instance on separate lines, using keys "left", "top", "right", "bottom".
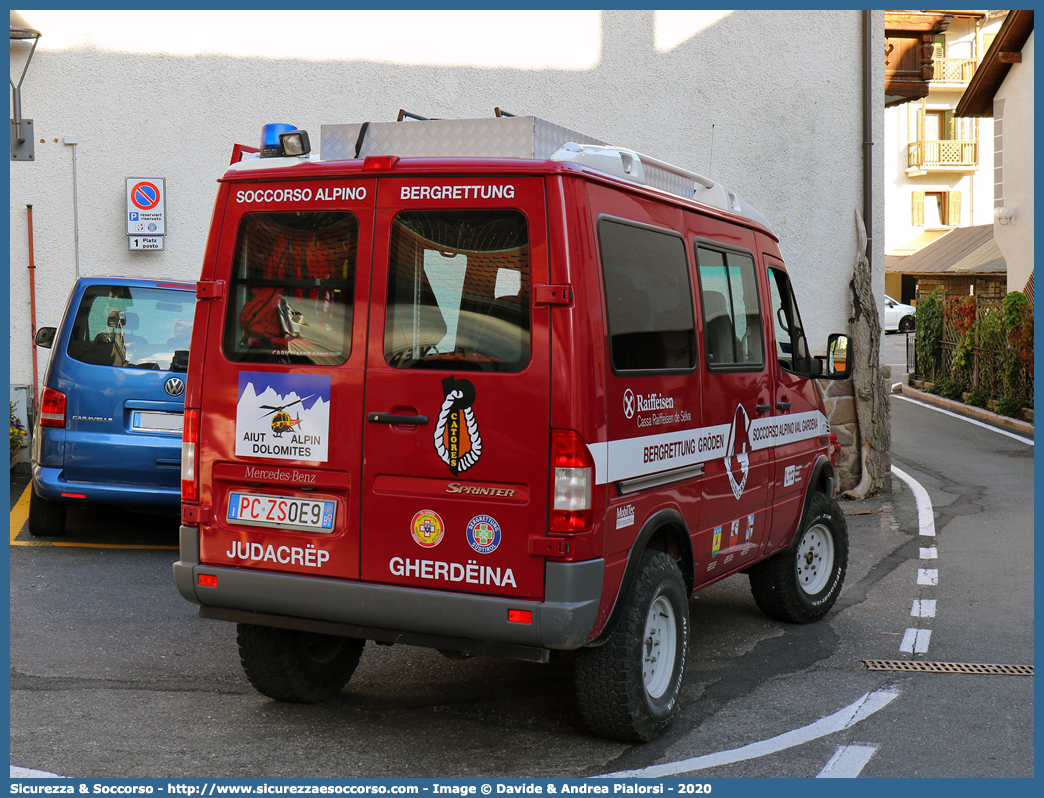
{"left": 863, "top": 660, "right": 1033, "bottom": 676}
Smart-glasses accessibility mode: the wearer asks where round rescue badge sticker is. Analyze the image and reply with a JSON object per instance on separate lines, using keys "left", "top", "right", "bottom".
{"left": 466, "top": 514, "right": 502, "bottom": 554}
{"left": 411, "top": 510, "right": 444, "bottom": 548}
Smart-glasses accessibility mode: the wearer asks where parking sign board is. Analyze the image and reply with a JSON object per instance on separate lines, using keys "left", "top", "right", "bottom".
{"left": 126, "top": 177, "right": 166, "bottom": 236}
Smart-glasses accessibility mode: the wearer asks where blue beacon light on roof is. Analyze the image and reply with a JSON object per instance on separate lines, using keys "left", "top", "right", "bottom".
{"left": 260, "top": 123, "right": 296, "bottom": 158}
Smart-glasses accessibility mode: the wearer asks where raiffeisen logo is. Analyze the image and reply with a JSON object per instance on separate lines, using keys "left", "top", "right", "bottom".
{"left": 636, "top": 393, "right": 675, "bottom": 412}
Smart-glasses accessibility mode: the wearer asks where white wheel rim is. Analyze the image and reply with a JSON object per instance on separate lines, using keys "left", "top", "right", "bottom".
{"left": 796, "top": 523, "right": 835, "bottom": 595}
{"left": 642, "top": 594, "right": 677, "bottom": 699}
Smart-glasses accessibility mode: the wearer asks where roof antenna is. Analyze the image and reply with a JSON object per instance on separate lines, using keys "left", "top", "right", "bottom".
{"left": 708, "top": 123, "right": 715, "bottom": 175}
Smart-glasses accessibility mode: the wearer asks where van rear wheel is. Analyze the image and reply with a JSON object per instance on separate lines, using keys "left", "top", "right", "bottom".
{"left": 748, "top": 492, "right": 848, "bottom": 623}
{"left": 28, "top": 486, "right": 66, "bottom": 537}
{"left": 574, "top": 550, "right": 689, "bottom": 742}
{"left": 237, "top": 624, "right": 365, "bottom": 703}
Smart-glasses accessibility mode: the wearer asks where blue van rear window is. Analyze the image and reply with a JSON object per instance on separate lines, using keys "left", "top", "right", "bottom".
{"left": 66, "top": 285, "right": 195, "bottom": 371}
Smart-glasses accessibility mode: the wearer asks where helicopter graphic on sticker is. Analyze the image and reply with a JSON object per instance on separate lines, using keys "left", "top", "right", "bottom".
{"left": 434, "top": 376, "right": 482, "bottom": 475}
{"left": 235, "top": 372, "right": 331, "bottom": 462}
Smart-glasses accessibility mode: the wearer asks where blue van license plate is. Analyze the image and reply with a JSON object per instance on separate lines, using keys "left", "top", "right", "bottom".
{"left": 227, "top": 492, "right": 336, "bottom": 532}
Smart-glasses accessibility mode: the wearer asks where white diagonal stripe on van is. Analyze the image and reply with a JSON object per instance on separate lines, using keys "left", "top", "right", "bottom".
{"left": 587, "top": 410, "right": 829, "bottom": 485}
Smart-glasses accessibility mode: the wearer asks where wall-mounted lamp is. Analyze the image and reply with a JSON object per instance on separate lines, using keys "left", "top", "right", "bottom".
{"left": 10, "top": 10, "right": 41, "bottom": 161}
{"left": 994, "top": 206, "right": 1014, "bottom": 226}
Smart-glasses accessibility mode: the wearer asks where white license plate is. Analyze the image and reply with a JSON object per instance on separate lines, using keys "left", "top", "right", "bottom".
{"left": 227, "top": 492, "right": 336, "bottom": 533}
{"left": 131, "top": 410, "right": 183, "bottom": 433}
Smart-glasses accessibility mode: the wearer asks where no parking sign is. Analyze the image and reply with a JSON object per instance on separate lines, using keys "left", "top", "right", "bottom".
{"left": 126, "top": 177, "right": 166, "bottom": 241}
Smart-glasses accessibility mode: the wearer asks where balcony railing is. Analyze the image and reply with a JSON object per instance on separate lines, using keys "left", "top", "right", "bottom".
{"left": 908, "top": 140, "right": 978, "bottom": 170}
{"left": 931, "top": 57, "right": 978, "bottom": 83}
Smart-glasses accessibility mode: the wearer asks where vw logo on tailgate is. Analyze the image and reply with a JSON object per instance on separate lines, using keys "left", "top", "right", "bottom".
{"left": 164, "top": 376, "right": 185, "bottom": 397}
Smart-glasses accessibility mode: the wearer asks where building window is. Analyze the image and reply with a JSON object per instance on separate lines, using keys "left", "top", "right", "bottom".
{"left": 912, "top": 190, "right": 961, "bottom": 227}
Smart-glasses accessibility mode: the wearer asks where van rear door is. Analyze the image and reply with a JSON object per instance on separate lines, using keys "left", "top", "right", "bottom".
{"left": 359, "top": 176, "right": 551, "bottom": 599}
{"left": 197, "top": 177, "right": 376, "bottom": 580}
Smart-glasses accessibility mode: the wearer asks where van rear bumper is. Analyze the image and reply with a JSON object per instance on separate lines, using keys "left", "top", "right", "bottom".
{"left": 173, "top": 526, "right": 604, "bottom": 655}
{"left": 33, "top": 465, "right": 181, "bottom": 507}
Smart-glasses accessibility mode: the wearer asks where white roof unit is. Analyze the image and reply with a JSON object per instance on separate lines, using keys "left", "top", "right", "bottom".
{"left": 321, "top": 114, "right": 772, "bottom": 232}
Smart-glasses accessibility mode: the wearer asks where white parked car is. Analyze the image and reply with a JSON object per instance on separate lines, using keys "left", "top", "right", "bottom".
{"left": 884, "top": 294, "right": 916, "bottom": 333}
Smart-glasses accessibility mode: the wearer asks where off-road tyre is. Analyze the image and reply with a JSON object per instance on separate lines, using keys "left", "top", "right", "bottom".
{"left": 748, "top": 491, "right": 848, "bottom": 623}
{"left": 237, "top": 624, "right": 365, "bottom": 703}
{"left": 28, "top": 485, "right": 67, "bottom": 537}
{"left": 574, "top": 550, "right": 689, "bottom": 742}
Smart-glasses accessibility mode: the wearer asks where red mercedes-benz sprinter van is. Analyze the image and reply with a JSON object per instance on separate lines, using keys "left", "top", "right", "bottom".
{"left": 174, "top": 116, "right": 852, "bottom": 742}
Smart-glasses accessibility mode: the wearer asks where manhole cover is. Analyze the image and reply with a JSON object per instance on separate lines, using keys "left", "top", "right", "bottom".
{"left": 862, "top": 660, "right": 1033, "bottom": 676}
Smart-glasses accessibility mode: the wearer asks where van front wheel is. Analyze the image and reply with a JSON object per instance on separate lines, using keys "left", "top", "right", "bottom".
{"left": 28, "top": 486, "right": 66, "bottom": 537}
{"left": 237, "top": 624, "right": 365, "bottom": 703}
{"left": 748, "top": 492, "right": 848, "bottom": 623}
{"left": 574, "top": 550, "right": 689, "bottom": 742}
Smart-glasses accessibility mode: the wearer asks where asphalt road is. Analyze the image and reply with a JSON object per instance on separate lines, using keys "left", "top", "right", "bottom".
{"left": 8, "top": 393, "right": 1033, "bottom": 779}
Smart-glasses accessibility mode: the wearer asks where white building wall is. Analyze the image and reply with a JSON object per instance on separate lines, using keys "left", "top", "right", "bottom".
{"left": 995, "top": 32, "right": 1034, "bottom": 294}
{"left": 9, "top": 9, "right": 884, "bottom": 394}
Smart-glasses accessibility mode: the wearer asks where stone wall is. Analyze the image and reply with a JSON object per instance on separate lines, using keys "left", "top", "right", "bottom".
{"left": 819, "top": 367, "right": 892, "bottom": 494}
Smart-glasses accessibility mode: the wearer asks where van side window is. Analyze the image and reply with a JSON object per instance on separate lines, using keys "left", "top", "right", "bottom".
{"left": 695, "top": 246, "right": 764, "bottom": 368}
{"left": 768, "top": 266, "right": 811, "bottom": 374}
{"left": 223, "top": 212, "right": 357, "bottom": 365}
{"left": 385, "top": 210, "right": 530, "bottom": 372}
{"left": 598, "top": 219, "right": 696, "bottom": 372}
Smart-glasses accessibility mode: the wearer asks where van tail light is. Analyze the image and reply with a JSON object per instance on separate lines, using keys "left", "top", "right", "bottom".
{"left": 181, "top": 408, "right": 200, "bottom": 505}
{"left": 40, "top": 387, "right": 67, "bottom": 428}
{"left": 550, "top": 429, "right": 594, "bottom": 533}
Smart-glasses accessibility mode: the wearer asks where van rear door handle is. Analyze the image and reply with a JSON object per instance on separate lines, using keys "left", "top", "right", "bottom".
{"left": 755, "top": 403, "right": 771, "bottom": 413}
{"left": 776, "top": 401, "right": 792, "bottom": 410}
{"left": 368, "top": 412, "right": 429, "bottom": 426}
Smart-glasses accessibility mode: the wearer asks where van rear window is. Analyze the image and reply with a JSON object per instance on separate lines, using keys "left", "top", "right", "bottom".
{"left": 223, "top": 212, "right": 357, "bottom": 365}
{"left": 66, "top": 284, "right": 195, "bottom": 372}
{"left": 384, "top": 210, "right": 530, "bottom": 372}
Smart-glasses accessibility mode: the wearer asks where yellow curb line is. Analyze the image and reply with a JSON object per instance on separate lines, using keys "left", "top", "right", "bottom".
{"left": 10, "top": 481, "right": 177, "bottom": 550}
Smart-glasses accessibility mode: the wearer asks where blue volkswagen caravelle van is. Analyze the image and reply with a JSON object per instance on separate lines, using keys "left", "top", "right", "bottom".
{"left": 30, "top": 277, "right": 197, "bottom": 536}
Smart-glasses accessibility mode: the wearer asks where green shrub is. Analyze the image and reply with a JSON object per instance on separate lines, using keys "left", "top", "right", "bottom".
{"left": 929, "top": 376, "right": 966, "bottom": 400}
{"left": 995, "top": 396, "right": 1023, "bottom": 418}
{"left": 915, "top": 292, "right": 944, "bottom": 380}
{"left": 965, "top": 386, "right": 991, "bottom": 408}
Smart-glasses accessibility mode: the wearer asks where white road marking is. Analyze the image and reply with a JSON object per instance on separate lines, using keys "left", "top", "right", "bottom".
{"left": 816, "top": 745, "right": 879, "bottom": 778}
{"left": 919, "top": 546, "right": 938, "bottom": 559}
{"left": 894, "top": 395, "right": 1034, "bottom": 445}
{"left": 900, "top": 628, "right": 932, "bottom": 654}
{"left": 9, "top": 767, "right": 65, "bottom": 778}
{"left": 911, "top": 599, "right": 937, "bottom": 618}
{"left": 891, "top": 466, "right": 936, "bottom": 537}
{"left": 599, "top": 689, "right": 900, "bottom": 778}
{"left": 917, "top": 568, "right": 939, "bottom": 585}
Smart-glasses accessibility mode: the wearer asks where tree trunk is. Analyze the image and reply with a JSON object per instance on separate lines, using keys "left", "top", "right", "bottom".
{"left": 843, "top": 209, "right": 891, "bottom": 500}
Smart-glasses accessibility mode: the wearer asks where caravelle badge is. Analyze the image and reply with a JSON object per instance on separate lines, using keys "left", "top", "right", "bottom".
{"left": 434, "top": 376, "right": 482, "bottom": 475}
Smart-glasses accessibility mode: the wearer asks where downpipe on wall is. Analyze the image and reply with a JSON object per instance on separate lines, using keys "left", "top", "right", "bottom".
{"left": 26, "top": 204, "right": 39, "bottom": 419}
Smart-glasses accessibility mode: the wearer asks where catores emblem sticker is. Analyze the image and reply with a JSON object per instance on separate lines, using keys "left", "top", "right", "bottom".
{"left": 411, "top": 510, "right": 445, "bottom": 548}
{"left": 711, "top": 526, "right": 722, "bottom": 558}
{"left": 434, "top": 376, "right": 482, "bottom": 475}
{"left": 466, "top": 515, "right": 502, "bottom": 554}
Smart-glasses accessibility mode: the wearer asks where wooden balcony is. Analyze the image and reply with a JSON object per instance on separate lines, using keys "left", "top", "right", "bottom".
{"left": 931, "top": 57, "right": 978, "bottom": 84}
{"left": 907, "top": 140, "right": 978, "bottom": 174}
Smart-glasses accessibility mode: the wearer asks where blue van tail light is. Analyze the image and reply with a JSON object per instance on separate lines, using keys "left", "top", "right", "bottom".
{"left": 181, "top": 408, "right": 200, "bottom": 503}
{"left": 550, "top": 430, "right": 594, "bottom": 533}
{"left": 40, "top": 387, "right": 66, "bottom": 428}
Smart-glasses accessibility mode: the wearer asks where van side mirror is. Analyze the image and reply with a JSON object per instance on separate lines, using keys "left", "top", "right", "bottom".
{"left": 824, "top": 333, "right": 851, "bottom": 380}
{"left": 35, "top": 327, "right": 57, "bottom": 349}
